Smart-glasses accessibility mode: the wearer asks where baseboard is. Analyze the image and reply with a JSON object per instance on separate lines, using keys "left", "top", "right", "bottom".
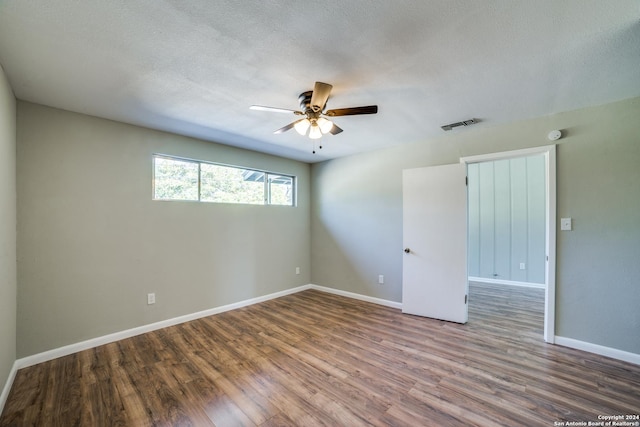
{"left": 555, "top": 336, "right": 640, "bottom": 366}
{"left": 0, "top": 361, "right": 19, "bottom": 416}
{"left": 13, "top": 284, "right": 400, "bottom": 371}
{"left": 0, "top": 285, "right": 397, "bottom": 413}
{"left": 468, "top": 276, "right": 545, "bottom": 289}
{"left": 6, "top": 286, "right": 639, "bottom": 412}
{"left": 309, "top": 284, "right": 403, "bottom": 309}
{"left": 15, "top": 284, "right": 313, "bottom": 370}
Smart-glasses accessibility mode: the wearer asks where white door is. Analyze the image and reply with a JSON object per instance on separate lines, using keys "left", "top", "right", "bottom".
{"left": 402, "top": 163, "right": 468, "bottom": 323}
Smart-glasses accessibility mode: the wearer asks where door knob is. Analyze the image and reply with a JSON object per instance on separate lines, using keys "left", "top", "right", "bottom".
{"left": 404, "top": 248, "right": 411, "bottom": 254}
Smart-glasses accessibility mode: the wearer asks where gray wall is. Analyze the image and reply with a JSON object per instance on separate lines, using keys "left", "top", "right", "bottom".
{"left": 17, "top": 102, "right": 311, "bottom": 357}
{"left": 0, "top": 66, "right": 16, "bottom": 401}
{"left": 9, "top": 95, "right": 640, "bottom": 360}
{"left": 468, "top": 155, "right": 546, "bottom": 284}
{"left": 311, "top": 96, "right": 640, "bottom": 355}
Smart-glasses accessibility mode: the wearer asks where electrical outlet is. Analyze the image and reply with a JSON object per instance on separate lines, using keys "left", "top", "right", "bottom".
{"left": 378, "top": 275, "right": 384, "bottom": 284}
{"left": 295, "top": 267, "right": 300, "bottom": 275}
{"left": 147, "top": 293, "right": 155, "bottom": 305}
{"left": 519, "top": 263, "right": 526, "bottom": 270}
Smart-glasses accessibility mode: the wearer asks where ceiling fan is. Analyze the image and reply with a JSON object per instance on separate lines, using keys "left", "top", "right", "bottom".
{"left": 250, "top": 81, "right": 377, "bottom": 152}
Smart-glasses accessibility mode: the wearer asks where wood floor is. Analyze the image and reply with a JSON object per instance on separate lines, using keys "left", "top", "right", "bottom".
{"left": 2, "top": 283, "right": 639, "bottom": 426}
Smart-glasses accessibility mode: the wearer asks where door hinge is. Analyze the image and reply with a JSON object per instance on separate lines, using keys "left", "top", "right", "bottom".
{"left": 465, "top": 294, "right": 468, "bottom": 304}
{"left": 465, "top": 176, "right": 468, "bottom": 186}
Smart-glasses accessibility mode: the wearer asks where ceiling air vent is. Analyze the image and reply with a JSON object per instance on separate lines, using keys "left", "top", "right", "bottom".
{"left": 441, "top": 118, "right": 478, "bottom": 131}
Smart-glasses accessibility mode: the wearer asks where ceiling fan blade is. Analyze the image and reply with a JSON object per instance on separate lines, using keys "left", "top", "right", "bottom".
{"left": 325, "top": 105, "right": 378, "bottom": 117}
{"left": 273, "top": 118, "right": 306, "bottom": 134}
{"left": 329, "top": 123, "right": 343, "bottom": 135}
{"left": 250, "top": 105, "right": 303, "bottom": 115}
{"left": 310, "top": 82, "right": 333, "bottom": 112}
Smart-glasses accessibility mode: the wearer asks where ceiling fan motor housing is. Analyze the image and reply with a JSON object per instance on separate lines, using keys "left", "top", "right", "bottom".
{"left": 299, "top": 91, "right": 322, "bottom": 114}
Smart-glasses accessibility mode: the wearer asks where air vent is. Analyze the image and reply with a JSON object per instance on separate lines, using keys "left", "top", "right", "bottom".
{"left": 441, "top": 118, "right": 479, "bottom": 131}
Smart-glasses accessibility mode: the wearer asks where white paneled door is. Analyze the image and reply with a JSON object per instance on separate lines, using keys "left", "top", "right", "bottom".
{"left": 402, "top": 164, "right": 468, "bottom": 323}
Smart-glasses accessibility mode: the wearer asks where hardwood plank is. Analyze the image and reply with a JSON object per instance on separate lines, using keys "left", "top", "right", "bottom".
{"left": 2, "top": 283, "right": 640, "bottom": 426}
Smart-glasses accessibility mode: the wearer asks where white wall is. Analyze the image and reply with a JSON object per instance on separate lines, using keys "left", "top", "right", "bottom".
{"left": 16, "top": 102, "right": 311, "bottom": 357}
{"left": 311, "top": 96, "right": 640, "bottom": 355}
{"left": 468, "top": 155, "right": 546, "bottom": 283}
{"left": 0, "top": 65, "right": 17, "bottom": 401}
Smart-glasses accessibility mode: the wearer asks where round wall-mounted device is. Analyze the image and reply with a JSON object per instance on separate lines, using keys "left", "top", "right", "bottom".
{"left": 547, "top": 130, "right": 562, "bottom": 141}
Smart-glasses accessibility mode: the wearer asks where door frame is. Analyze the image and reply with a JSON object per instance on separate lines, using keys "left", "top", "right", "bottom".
{"left": 460, "top": 145, "right": 556, "bottom": 343}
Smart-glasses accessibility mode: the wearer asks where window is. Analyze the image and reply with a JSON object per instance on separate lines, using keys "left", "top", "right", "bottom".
{"left": 153, "top": 155, "right": 295, "bottom": 206}
{"left": 153, "top": 157, "right": 199, "bottom": 201}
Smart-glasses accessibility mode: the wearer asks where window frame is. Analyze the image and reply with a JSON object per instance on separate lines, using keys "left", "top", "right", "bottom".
{"left": 152, "top": 154, "right": 296, "bottom": 206}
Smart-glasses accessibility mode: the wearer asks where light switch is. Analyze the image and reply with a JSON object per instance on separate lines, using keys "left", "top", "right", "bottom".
{"left": 561, "top": 218, "right": 572, "bottom": 231}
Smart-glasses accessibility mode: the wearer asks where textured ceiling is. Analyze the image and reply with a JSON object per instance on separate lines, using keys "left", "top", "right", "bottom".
{"left": 1, "top": 1, "right": 639, "bottom": 163}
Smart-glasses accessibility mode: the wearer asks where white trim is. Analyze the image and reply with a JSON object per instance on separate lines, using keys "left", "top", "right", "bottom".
{"left": 468, "top": 276, "right": 545, "bottom": 289}
{"left": 460, "top": 144, "right": 557, "bottom": 164}
{"left": 555, "top": 336, "right": 640, "bottom": 366}
{"left": 13, "top": 284, "right": 401, "bottom": 371}
{"left": 309, "top": 284, "right": 403, "bottom": 309}
{"left": 460, "top": 144, "right": 557, "bottom": 344}
{"left": 5, "top": 284, "right": 638, "bottom": 412}
{"left": 311, "top": 286, "right": 640, "bottom": 367}
{"left": 0, "top": 361, "right": 19, "bottom": 416}
{"left": 545, "top": 145, "right": 557, "bottom": 344}
{"left": 15, "top": 285, "right": 312, "bottom": 370}
{"left": 2, "top": 284, "right": 399, "bottom": 411}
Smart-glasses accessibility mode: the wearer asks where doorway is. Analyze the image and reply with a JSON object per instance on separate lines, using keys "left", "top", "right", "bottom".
{"left": 461, "top": 145, "right": 556, "bottom": 343}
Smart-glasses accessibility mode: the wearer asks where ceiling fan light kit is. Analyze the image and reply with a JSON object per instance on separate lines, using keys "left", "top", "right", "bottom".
{"left": 251, "top": 81, "right": 378, "bottom": 152}
{"left": 309, "top": 124, "right": 323, "bottom": 139}
{"left": 317, "top": 117, "right": 333, "bottom": 133}
{"left": 293, "top": 117, "right": 334, "bottom": 138}
{"left": 294, "top": 119, "right": 310, "bottom": 135}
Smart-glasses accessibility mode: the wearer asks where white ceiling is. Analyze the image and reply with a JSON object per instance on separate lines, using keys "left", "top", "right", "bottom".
{"left": 1, "top": 1, "right": 639, "bottom": 163}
